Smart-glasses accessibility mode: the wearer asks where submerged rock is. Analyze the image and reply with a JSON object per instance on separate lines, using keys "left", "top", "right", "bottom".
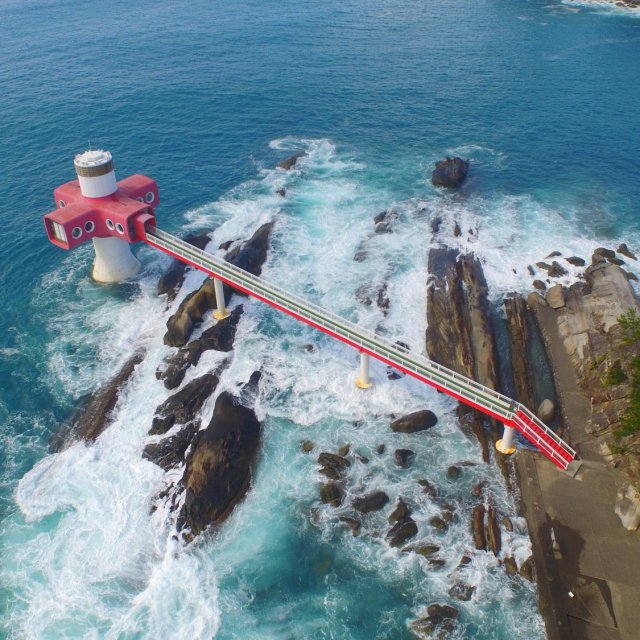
{"left": 178, "top": 376, "right": 262, "bottom": 537}
{"left": 317, "top": 452, "right": 350, "bottom": 480}
{"left": 390, "top": 410, "right": 438, "bottom": 433}
{"left": 388, "top": 498, "right": 412, "bottom": 523}
{"left": 448, "top": 581, "right": 475, "bottom": 601}
{"left": 431, "top": 157, "right": 469, "bottom": 189}
{"left": 339, "top": 515, "right": 361, "bottom": 536}
{"left": 386, "top": 517, "right": 418, "bottom": 547}
{"left": 410, "top": 604, "right": 458, "bottom": 639}
{"left": 320, "top": 482, "right": 345, "bottom": 507}
{"left": 277, "top": 154, "right": 303, "bottom": 170}
{"left": 395, "top": 449, "right": 415, "bottom": 468}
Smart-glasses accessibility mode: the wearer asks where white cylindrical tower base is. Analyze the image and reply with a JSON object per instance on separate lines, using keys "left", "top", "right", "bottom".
{"left": 92, "top": 237, "right": 141, "bottom": 283}
{"left": 496, "top": 425, "right": 517, "bottom": 455}
{"left": 356, "top": 352, "right": 372, "bottom": 389}
{"left": 212, "top": 277, "right": 230, "bottom": 320}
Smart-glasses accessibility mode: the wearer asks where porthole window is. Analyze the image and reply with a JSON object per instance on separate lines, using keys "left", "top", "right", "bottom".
{"left": 84, "top": 221, "right": 95, "bottom": 233}
{"left": 136, "top": 196, "right": 144, "bottom": 203}
{"left": 106, "top": 219, "right": 115, "bottom": 230}
{"left": 71, "top": 227, "right": 82, "bottom": 239}
{"left": 58, "top": 200, "right": 66, "bottom": 208}
{"left": 116, "top": 223, "right": 125, "bottom": 235}
{"left": 145, "top": 191, "right": 155, "bottom": 204}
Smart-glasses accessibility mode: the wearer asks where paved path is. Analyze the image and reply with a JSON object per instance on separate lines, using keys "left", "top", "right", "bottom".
{"left": 516, "top": 302, "right": 640, "bottom": 640}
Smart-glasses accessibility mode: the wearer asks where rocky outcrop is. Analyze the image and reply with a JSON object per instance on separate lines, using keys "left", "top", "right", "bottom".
{"left": 51, "top": 350, "right": 146, "bottom": 450}
{"left": 178, "top": 374, "right": 262, "bottom": 536}
{"left": 390, "top": 410, "right": 438, "bottom": 433}
{"left": 410, "top": 604, "right": 458, "bottom": 639}
{"left": 158, "top": 306, "right": 242, "bottom": 389}
{"left": 164, "top": 222, "right": 273, "bottom": 347}
{"left": 143, "top": 422, "right": 199, "bottom": 471}
{"left": 386, "top": 517, "right": 418, "bottom": 547}
{"left": 431, "top": 157, "right": 469, "bottom": 189}
{"left": 149, "top": 372, "right": 220, "bottom": 435}
{"left": 158, "top": 231, "right": 212, "bottom": 301}
{"left": 426, "top": 249, "right": 500, "bottom": 463}
{"left": 395, "top": 449, "right": 415, "bottom": 468}
{"left": 277, "top": 154, "right": 303, "bottom": 171}
{"left": 352, "top": 491, "right": 389, "bottom": 513}
{"left": 317, "top": 452, "right": 351, "bottom": 480}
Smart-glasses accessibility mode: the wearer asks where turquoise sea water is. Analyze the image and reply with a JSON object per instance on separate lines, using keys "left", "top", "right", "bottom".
{"left": 1, "top": 0, "right": 639, "bottom": 638}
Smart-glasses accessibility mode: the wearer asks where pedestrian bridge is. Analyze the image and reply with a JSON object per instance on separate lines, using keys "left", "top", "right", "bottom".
{"left": 144, "top": 226, "right": 577, "bottom": 470}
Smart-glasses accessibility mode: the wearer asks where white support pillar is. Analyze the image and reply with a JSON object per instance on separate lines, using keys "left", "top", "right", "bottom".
{"left": 212, "top": 277, "right": 230, "bottom": 320}
{"left": 356, "top": 351, "right": 372, "bottom": 389}
{"left": 496, "top": 425, "right": 517, "bottom": 455}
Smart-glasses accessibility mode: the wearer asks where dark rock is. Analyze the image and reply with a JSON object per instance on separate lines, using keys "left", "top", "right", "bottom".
{"left": 502, "top": 516, "right": 513, "bottom": 532}
{"left": 594, "top": 247, "right": 616, "bottom": 260}
{"left": 415, "top": 544, "right": 440, "bottom": 557}
{"left": 618, "top": 243, "right": 637, "bottom": 260}
{"left": 150, "top": 373, "right": 219, "bottom": 436}
{"left": 158, "top": 232, "right": 211, "bottom": 301}
{"left": 527, "top": 265, "right": 535, "bottom": 276}
{"left": 430, "top": 217, "right": 442, "bottom": 234}
{"left": 442, "top": 510, "right": 455, "bottom": 523}
{"left": 357, "top": 455, "right": 369, "bottom": 464}
{"left": 143, "top": 422, "right": 200, "bottom": 471}
{"left": 449, "top": 581, "right": 475, "bottom": 601}
{"left": 532, "top": 279, "right": 546, "bottom": 291}
{"left": 373, "top": 210, "right": 398, "bottom": 234}
{"left": 626, "top": 271, "right": 638, "bottom": 282}
{"left": 51, "top": 350, "right": 146, "bottom": 450}
{"left": 418, "top": 479, "right": 437, "bottom": 497}
{"left": 277, "top": 154, "right": 302, "bottom": 171}
{"left": 218, "top": 240, "right": 234, "bottom": 251}
{"left": 388, "top": 498, "right": 412, "bottom": 523}
{"left": 376, "top": 444, "right": 385, "bottom": 455}
{"left": 519, "top": 556, "right": 535, "bottom": 582}
{"left": 485, "top": 503, "right": 501, "bottom": 556}
{"left": 472, "top": 481, "right": 486, "bottom": 498}
{"left": 472, "top": 504, "right": 486, "bottom": 550}
{"left": 395, "top": 449, "right": 415, "bottom": 468}
{"left": 545, "top": 261, "right": 568, "bottom": 277}
{"left": 430, "top": 516, "right": 447, "bottom": 531}
{"left": 317, "top": 452, "right": 350, "bottom": 480}
{"left": 160, "top": 306, "right": 242, "bottom": 389}
{"left": 566, "top": 256, "right": 586, "bottom": 267}
{"left": 390, "top": 410, "right": 438, "bottom": 433}
{"left": 301, "top": 440, "right": 314, "bottom": 453}
{"left": 504, "top": 556, "right": 518, "bottom": 576}
{"left": 458, "top": 555, "right": 472, "bottom": 567}
{"left": 338, "top": 444, "right": 350, "bottom": 457}
{"left": 386, "top": 518, "right": 418, "bottom": 547}
{"left": 431, "top": 157, "right": 469, "bottom": 189}
{"left": 453, "top": 222, "right": 462, "bottom": 237}
{"left": 276, "top": 188, "right": 287, "bottom": 197}
{"left": 178, "top": 383, "right": 262, "bottom": 536}
{"left": 447, "top": 465, "right": 461, "bottom": 480}
{"left": 411, "top": 603, "right": 458, "bottom": 639}
{"left": 546, "top": 251, "right": 562, "bottom": 258}
{"left": 320, "top": 482, "right": 345, "bottom": 507}
{"left": 339, "top": 515, "right": 361, "bottom": 536}
{"left": 352, "top": 491, "right": 389, "bottom": 513}
{"left": 608, "top": 257, "right": 626, "bottom": 266}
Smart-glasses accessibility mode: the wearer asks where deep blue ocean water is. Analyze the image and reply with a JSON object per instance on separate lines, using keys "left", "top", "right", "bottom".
{"left": 1, "top": 0, "right": 639, "bottom": 638}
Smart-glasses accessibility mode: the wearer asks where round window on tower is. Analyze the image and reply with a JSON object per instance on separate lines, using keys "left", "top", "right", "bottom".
{"left": 106, "top": 219, "right": 115, "bottom": 230}
{"left": 145, "top": 191, "right": 155, "bottom": 204}
{"left": 58, "top": 200, "right": 66, "bottom": 208}
{"left": 71, "top": 227, "right": 82, "bottom": 239}
{"left": 116, "top": 223, "right": 125, "bottom": 235}
{"left": 84, "top": 221, "right": 95, "bottom": 233}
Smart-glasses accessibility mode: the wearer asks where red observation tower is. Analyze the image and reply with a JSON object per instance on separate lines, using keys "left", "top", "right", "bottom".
{"left": 43, "top": 150, "right": 158, "bottom": 282}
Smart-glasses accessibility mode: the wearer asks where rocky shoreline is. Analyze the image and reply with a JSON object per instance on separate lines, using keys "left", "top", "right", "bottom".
{"left": 54, "top": 153, "right": 640, "bottom": 637}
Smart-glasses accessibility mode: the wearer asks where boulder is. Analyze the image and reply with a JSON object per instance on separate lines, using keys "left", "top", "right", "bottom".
{"left": 430, "top": 516, "right": 447, "bottom": 531}
{"left": 448, "top": 581, "right": 475, "bottom": 601}
{"left": 376, "top": 444, "right": 386, "bottom": 455}
{"left": 276, "top": 188, "right": 286, "bottom": 197}
{"left": 388, "top": 498, "right": 412, "bottom": 523}
{"left": 447, "top": 465, "right": 461, "bottom": 480}
{"left": 594, "top": 247, "right": 616, "bottom": 260}
{"left": 395, "top": 449, "right": 415, "bottom": 468}
{"left": 431, "top": 157, "right": 469, "bottom": 189}
{"left": 618, "top": 243, "right": 637, "bottom": 260}
{"left": 566, "top": 256, "right": 586, "bottom": 267}
{"left": 414, "top": 544, "right": 440, "bottom": 557}
{"left": 339, "top": 515, "right": 361, "bottom": 536}
{"left": 143, "top": 422, "right": 200, "bottom": 471}
{"left": 614, "top": 484, "right": 640, "bottom": 530}
{"left": 546, "top": 284, "right": 565, "bottom": 309}
{"left": 546, "top": 251, "right": 562, "bottom": 258}
{"left": 277, "top": 154, "right": 302, "bottom": 170}
{"left": 608, "top": 257, "right": 626, "bottom": 266}
{"left": 502, "top": 516, "right": 513, "bottom": 532}
{"left": 532, "top": 280, "right": 546, "bottom": 291}
{"left": 317, "top": 452, "right": 350, "bottom": 480}
{"left": 453, "top": 222, "right": 462, "bottom": 237}
{"left": 373, "top": 210, "right": 398, "bottom": 234}
{"left": 178, "top": 380, "right": 262, "bottom": 536}
{"left": 320, "top": 482, "right": 345, "bottom": 507}
{"left": 519, "top": 556, "right": 535, "bottom": 582}
{"left": 418, "top": 479, "right": 437, "bottom": 497}
{"left": 537, "top": 399, "right": 555, "bottom": 423}
{"left": 626, "top": 271, "right": 639, "bottom": 282}
{"left": 410, "top": 604, "right": 458, "bottom": 639}
{"left": 352, "top": 491, "right": 390, "bottom": 513}
{"left": 386, "top": 517, "right": 418, "bottom": 547}
{"left": 390, "top": 410, "right": 438, "bottom": 433}
{"left": 504, "top": 556, "right": 518, "bottom": 576}
{"left": 150, "top": 373, "right": 219, "bottom": 435}
{"left": 300, "top": 440, "right": 314, "bottom": 453}
{"left": 485, "top": 504, "right": 502, "bottom": 556}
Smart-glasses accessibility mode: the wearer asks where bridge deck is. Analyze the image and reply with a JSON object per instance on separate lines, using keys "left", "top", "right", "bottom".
{"left": 144, "top": 227, "right": 576, "bottom": 470}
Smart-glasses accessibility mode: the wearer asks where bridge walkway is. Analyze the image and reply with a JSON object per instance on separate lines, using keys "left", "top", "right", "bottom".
{"left": 144, "top": 227, "right": 576, "bottom": 470}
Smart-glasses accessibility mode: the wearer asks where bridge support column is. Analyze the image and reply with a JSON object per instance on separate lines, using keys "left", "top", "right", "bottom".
{"left": 496, "top": 425, "right": 517, "bottom": 455}
{"left": 212, "top": 277, "right": 230, "bottom": 321}
{"left": 356, "top": 352, "right": 372, "bottom": 389}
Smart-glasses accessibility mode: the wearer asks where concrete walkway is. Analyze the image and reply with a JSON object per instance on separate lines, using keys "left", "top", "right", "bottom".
{"left": 515, "top": 303, "right": 640, "bottom": 640}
